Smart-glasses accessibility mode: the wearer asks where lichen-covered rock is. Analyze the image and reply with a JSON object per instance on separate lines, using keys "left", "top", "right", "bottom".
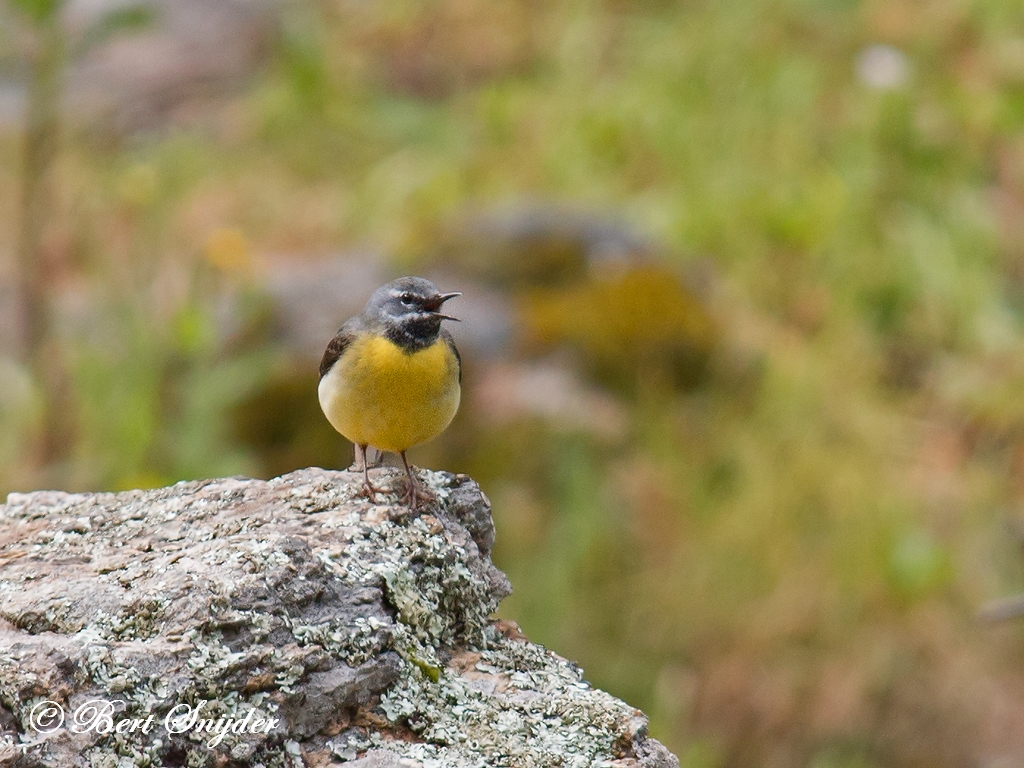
{"left": 0, "top": 468, "right": 678, "bottom": 767}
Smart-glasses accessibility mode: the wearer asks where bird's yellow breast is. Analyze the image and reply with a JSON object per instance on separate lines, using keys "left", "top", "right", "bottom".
{"left": 318, "top": 333, "right": 461, "bottom": 453}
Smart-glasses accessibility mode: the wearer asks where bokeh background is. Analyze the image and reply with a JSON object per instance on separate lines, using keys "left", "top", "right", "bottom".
{"left": 4, "top": 0, "right": 1024, "bottom": 765}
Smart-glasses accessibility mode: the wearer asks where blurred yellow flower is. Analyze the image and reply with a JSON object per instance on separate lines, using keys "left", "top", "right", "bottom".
{"left": 203, "top": 227, "right": 251, "bottom": 274}
{"left": 521, "top": 266, "right": 720, "bottom": 391}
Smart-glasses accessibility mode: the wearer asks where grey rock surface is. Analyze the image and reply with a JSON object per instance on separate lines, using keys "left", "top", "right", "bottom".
{"left": 0, "top": 468, "right": 678, "bottom": 767}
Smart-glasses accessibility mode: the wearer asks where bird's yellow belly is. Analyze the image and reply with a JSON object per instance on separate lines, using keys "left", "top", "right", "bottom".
{"left": 318, "top": 334, "right": 461, "bottom": 453}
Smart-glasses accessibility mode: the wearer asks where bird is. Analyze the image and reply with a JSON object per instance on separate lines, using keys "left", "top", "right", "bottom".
{"left": 318, "top": 276, "right": 462, "bottom": 509}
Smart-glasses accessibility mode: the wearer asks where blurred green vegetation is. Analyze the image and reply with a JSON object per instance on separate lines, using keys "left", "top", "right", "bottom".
{"left": 4, "top": 0, "right": 1024, "bottom": 765}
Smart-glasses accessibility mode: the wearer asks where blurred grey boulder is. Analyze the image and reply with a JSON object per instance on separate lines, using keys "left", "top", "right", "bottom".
{"left": 261, "top": 254, "right": 391, "bottom": 362}
{"left": 434, "top": 201, "right": 658, "bottom": 289}
{"left": 1, "top": 0, "right": 280, "bottom": 132}
{"left": 68, "top": 0, "right": 279, "bottom": 131}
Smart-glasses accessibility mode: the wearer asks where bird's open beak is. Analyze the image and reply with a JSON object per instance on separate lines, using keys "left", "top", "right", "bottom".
{"left": 424, "top": 291, "right": 461, "bottom": 321}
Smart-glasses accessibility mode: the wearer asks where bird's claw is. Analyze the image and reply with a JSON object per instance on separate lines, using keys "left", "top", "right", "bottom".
{"left": 400, "top": 475, "right": 436, "bottom": 511}
{"left": 354, "top": 479, "right": 381, "bottom": 503}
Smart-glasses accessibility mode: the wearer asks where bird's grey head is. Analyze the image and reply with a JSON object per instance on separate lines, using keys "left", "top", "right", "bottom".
{"left": 366, "top": 276, "right": 460, "bottom": 350}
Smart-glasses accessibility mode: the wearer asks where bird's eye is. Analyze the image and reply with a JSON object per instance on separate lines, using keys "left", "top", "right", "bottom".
{"left": 400, "top": 293, "right": 415, "bottom": 306}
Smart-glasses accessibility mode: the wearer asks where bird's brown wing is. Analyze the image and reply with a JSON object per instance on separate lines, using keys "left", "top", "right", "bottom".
{"left": 319, "top": 321, "right": 359, "bottom": 379}
{"left": 441, "top": 328, "right": 462, "bottom": 384}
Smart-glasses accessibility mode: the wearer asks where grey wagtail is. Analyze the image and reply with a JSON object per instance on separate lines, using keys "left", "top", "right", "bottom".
{"left": 318, "top": 276, "right": 462, "bottom": 509}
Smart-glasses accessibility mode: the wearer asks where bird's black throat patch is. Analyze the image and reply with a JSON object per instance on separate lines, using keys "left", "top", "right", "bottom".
{"left": 384, "top": 314, "right": 443, "bottom": 353}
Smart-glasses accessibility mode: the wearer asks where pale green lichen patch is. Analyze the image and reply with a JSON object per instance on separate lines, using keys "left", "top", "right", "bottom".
{"left": 332, "top": 510, "right": 502, "bottom": 648}
{"left": 333, "top": 634, "right": 646, "bottom": 768}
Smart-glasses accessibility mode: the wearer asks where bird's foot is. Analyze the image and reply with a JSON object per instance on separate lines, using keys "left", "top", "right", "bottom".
{"left": 353, "top": 477, "right": 381, "bottom": 503}
{"left": 400, "top": 473, "right": 436, "bottom": 511}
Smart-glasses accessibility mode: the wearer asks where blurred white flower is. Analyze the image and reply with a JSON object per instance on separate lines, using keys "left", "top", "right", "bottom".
{"left": 856, "top": 44, "right": 910, "bottom": 90}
